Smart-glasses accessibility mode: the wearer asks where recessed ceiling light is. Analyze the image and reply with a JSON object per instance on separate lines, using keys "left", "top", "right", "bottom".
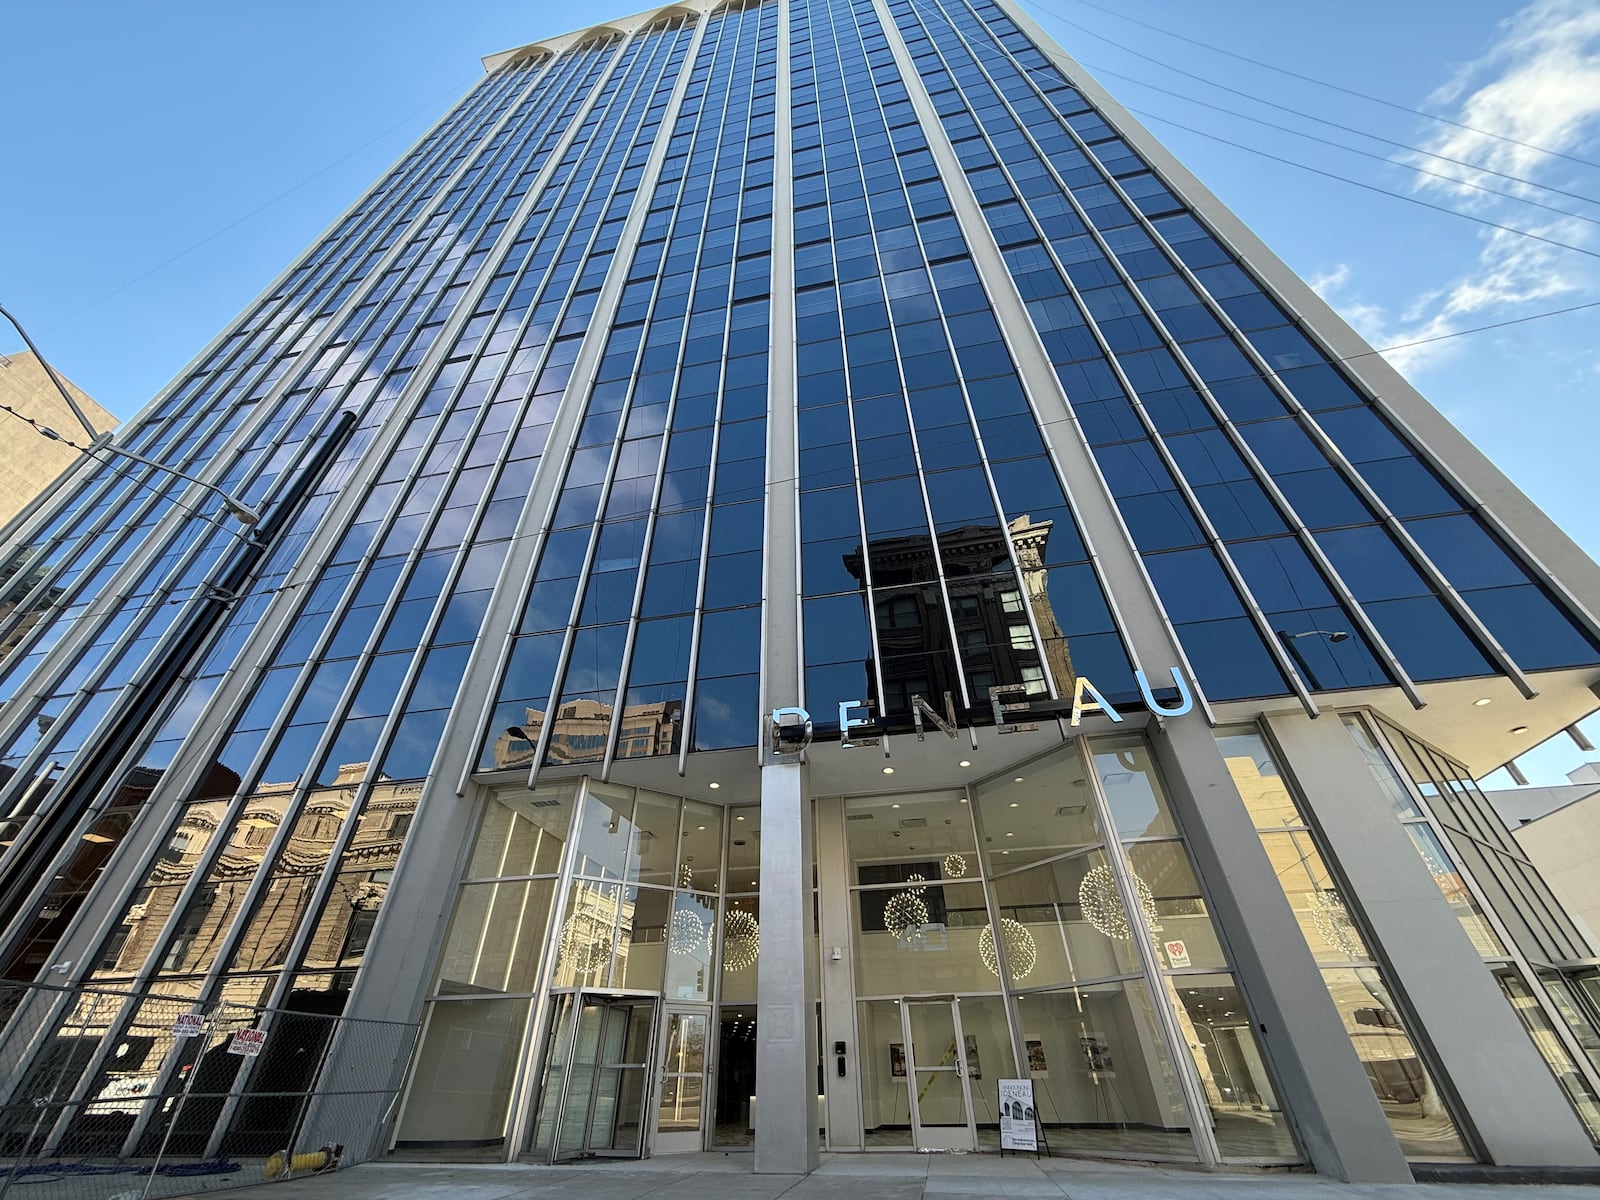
{"left": 1006, "top": 831, "right": 1015, "bottom": 837}
{"left": 1013, "top": 776, "right": 1025, "bottom": 783}
{"left": 697, "top": 825, "right": 707, "bottom": 831}
{"left": 959, "top": 760, "right": 972, "bottom": 768}
{"left": 735, "top": 814, "right": 745, "bottom": 821}
{"left": 959, "top": 797, "right": 968, "bottom": 803}
{"left": 709, "top": 782, "right": 720, "bottom": 789}
{"left": 1009, "top": 802, "right": 1020, "bottom": 808}
{"left": 882, "top": 767, "right": 895, "bottom": 775}
{"left": 1510, "top": 725, "right": 1529, "bottom": 734}
{"left": 1474, "top": 697, "right": 1492, "bottom": 707}
{"left": 891, "top": 802, "right": 901, "bottom": 808}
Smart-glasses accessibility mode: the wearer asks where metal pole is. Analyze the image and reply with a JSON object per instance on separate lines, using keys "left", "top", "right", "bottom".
{"left": 141, "top": 1007, "right": 217, "bottom": 1200}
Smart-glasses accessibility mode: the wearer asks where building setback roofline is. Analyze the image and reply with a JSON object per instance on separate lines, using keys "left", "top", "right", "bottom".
{"left": 481, "top": 1, "right": 715, "bottom": 72}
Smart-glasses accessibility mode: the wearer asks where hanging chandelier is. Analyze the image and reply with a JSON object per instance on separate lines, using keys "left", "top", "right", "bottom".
{"left": 883, "top": 872, "right": 930, "bottom": 938}
{"left": 1308, "top": 887, "right": 1363, "bottom": 958}
{"left": 669, "top": 906, "right": 709, "bottom": 956}
{"left": 723, "top": 907, "right": 760, "bottom": 971}
{"left": 942, "top": 853, "right": 968, "bottom": 879}
{"left": 677, "top": 861, "right": 694, "bottom": 889}
{"left": 1078, "top": 863, "right": 1159, "bottom": 940}
{"left": 979, "top": 918, "right": 1038, "bottom": 981}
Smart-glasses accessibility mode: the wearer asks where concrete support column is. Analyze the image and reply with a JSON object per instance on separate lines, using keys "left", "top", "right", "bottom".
{"left": 1148, "top": 716, "right": 1412, "bottom": 1181}
{"left": 1265, "top": 711, "right": 1597, "bottom": 1166}
{"left": 755, "top": 759, "right": 821, "bottom": 1174}
{"left": 813, "top": 792, "right": 861, "bottom": 1149}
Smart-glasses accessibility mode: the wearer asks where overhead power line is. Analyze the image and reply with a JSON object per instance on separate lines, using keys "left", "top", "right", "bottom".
{"left": 1128, "top": 106, "right": 1600, "bottom": 262}
{"left": 1029, "top": 0, "right": 1600, "bottom": 174}
{"left": 40, "top": 76, "right": 480, "bottom": 333}
{"left": 1019, "top": 0, "right": 1600, "bottom": 213}
{"left": 1087, "top": 65, "right": 1600, "bottom": 234}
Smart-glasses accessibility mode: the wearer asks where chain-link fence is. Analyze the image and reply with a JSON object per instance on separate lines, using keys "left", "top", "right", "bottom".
{"left": 0, "top": 981, "right": 417, "bottom": 1200}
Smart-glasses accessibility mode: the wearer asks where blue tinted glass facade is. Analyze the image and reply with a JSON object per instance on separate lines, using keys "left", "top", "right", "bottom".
{"left": 2, "top": 0, "right": 1600, "bottom": 1171}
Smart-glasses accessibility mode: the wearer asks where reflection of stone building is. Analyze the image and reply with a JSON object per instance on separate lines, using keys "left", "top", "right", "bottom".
{"left": 90, "top": 766, "right": 417, "bottom": 989}
{"left": 492, "top": 698, "right": 682, "bottom": 770}
{"left": 843, "top": 518, "right": 1072, "bottom": 715}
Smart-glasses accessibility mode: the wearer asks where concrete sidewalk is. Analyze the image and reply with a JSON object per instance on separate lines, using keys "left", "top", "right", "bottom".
{"left": 221, "top": 1154, "right": 1600, "bottom": 1200}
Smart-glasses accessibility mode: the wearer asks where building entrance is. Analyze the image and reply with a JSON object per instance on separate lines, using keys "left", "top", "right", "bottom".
{"left": 543, "top": 993, "right": 655, "bottom": 1161}
{"left": 654, "top": 1004, "right": 712, "bottom": 1153}
{"left": 901, "top": 998, "right": 978, "bottom": 1150}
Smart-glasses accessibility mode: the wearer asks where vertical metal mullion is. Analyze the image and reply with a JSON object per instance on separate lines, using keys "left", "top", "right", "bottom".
{"left": 936, "top": 0, "right": 1538, "bottom": 698}
{"left": 868, "top": 0, "right": 1214, "bottom": 725}
{"left": 603, "top": 10, "right": 735, "bottom": 777}
{"left": 510, "top": 26, "right": 691, "bottom": 781}
{"left": 503, "top": 777, "right": 592, "bottom": 1160}
{"left": 886, "top": 0, "right": 1317, "bottom": 718}
{"left": 904, "top": 9, "right": 1419, "bottom": 706}
{"left": 1075, "top": 735, "right": 1222, "bottom": 1164}
{"left": 679, "top": 8, "right": 776, "bottom": 775}
{"left": 1362, "top": 715, "right": 1600, "bottom": 1113}
{"left": 806, "top": 1, "right": 893, "bottom": 755}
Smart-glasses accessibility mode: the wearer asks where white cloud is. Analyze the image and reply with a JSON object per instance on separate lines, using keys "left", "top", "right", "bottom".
{"left": 1327, "top": 0, "right": 1600, "bottom": 378}
{"left": 1407, "top": 0, "right": 1600, "bottom": 203}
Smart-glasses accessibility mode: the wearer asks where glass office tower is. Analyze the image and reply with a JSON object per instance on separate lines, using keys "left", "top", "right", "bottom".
{"left": 1, "top": 0, "right": 1599, "bottom": 1181}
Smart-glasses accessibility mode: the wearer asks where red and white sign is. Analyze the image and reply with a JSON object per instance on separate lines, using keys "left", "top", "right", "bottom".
{"left": 227, "top": 1028, "right": 267, "bottom": 1057}
{"left": 1164, "top": 939, "right": 1191, "bottom": 969}
{"left": 171, "top": 1012, "right": 205, "bottom": 1039}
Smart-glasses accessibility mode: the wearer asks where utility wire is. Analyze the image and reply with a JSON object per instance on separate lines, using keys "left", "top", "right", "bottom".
{"left": 1020, "top": 0, "right": 1600, "bottom": 213}
{"left": 1086, "top": 65, "right": 1600, "bottom": 233}
{"left": 39, "top": 76, "right": 480, "bottom": 333}
{"left": 1128, "top": 105, "right": 1600, "bottom": 262}
{"left": 1026, "top": 0, "right": 1600, "bottom": 174}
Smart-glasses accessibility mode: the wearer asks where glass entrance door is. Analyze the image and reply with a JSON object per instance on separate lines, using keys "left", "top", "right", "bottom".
{"left": 548, "top": 994, "right": 657, "bottom": 1161}
{"left": 653, "top": 1005, "right": 711, "bottom": 1152}
{"left": 903, "top": 998, "right": 977, "bottom": 1150}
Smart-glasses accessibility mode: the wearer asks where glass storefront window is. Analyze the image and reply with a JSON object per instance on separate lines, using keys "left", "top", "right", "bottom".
{"left": 721, "top": 896, "right": 760, "bottom": 1004}
{"left": 396, "top": 996, "right": 531, "bottom": 1152}
{"left": 665, "top": 890, "right": 717, "bottom": 1001}
{"left": 974, "top": 757, "right": 1100, "bottom": 872}
{"left": 1498, "top": 970, "right": 1600, "bottom": 1144}
{"left": 1125, "top": 841, "right": 1228, "bottom": 972}
{"left": 1093, "top": 739, "right": 1179, "bottom": 840}
{"left": 1401, "top": 823, "right": 1505, "bottom": 957}
{"left": 466, "top": 782, "right": 575, "bottom": 878}
{"left": 1165, "top": 974, "right": 1296, "bottom": 1157}
{"left": 853, "top": 879, "right": 997, "bottom": 996}
{"left": 1013, "top": 980, "right": 1194, "bottom": 1159}
{"left": 435, "top": 879, "right": 556, "bottom": 995}
{"left": 857, "top": 998, "right": 915, "bottom": 1148}
{"left": 1217, "top": 726, "right": 1469, "bottom": 1159}
{"left": 988, "top": 851, "right": 1141, "bottom": 984}
{"left": 571, "top": 781, "right": 636, "bottom": 880}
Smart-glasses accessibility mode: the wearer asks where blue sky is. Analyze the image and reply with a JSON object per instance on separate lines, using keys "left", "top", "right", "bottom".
{"left": 3, "top": 1, "right": 1598, "bottom": 786}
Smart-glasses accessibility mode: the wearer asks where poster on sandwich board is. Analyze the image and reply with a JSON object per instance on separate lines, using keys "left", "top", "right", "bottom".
{"left": 998, "top": 1078, "right": 1037, "bottom": 1152}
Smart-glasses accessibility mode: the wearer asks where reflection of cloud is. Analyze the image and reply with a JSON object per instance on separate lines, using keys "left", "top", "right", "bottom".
{"left": 1315, "top": 1, "right": 1600, "bottom": 377}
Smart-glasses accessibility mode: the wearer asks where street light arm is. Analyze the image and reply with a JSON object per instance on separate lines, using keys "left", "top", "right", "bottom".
{"left": 0, "top": 302, "right": 102, "bottom": 443}
{"left": 87, "top": 436, "right": 262, "bottom": 526}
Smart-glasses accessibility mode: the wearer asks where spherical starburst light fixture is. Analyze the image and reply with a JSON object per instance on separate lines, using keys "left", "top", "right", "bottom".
{"left": 559, "top": 914, "right": 614, "bottom": 973}
{"left": 669, "top": 905, "right": 709, "bottom": 956}
{"left": 1078, "top": 864, "right": 1159, "bottom": 940}
{"left": 677, "top": 862, "right": 694, "bottom": 889}
{"left": 942, "top": 853, "right": 968, "bottom": 878}
{"left": 1308, "top": 887, "right": 1364, "bottom": 958}
{"left": 883, "top": 872, "right": 929, "bottom": 938}
{"left": 722, "top": 907, "right": 760, "bottom": 971}
{"left": 979, "top": 918, "right": 1038, "bottom": 981}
